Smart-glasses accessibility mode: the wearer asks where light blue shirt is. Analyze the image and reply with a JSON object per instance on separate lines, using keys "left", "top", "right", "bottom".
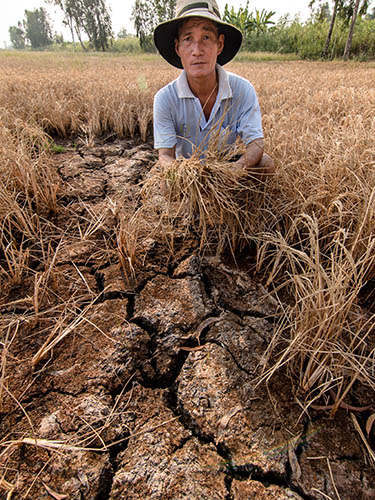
{"left": 153, "top": 64, "right": 263, "bottom": 158}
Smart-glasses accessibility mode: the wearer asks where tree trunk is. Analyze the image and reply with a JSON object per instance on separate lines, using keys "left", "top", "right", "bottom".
{"left": 322, "top": 0, "right": 338, "bottom": 58}
{"left": 67, "top": 16, "right": 76, "bottom": 51}
{"left": 343, "top": 0, "right": 361, "bottom": 60}
{"left": 75, "top": 24, "right": 87, "bottom": 51}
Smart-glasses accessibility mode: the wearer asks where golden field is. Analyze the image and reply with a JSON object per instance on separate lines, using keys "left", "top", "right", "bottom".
{"left": 1, "top": 52, "right": 375, "bottom": 492}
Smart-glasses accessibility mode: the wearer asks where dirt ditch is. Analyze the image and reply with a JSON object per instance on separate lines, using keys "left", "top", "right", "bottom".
{"left": 1, "top": 138, "right": 375, "bottom": 500}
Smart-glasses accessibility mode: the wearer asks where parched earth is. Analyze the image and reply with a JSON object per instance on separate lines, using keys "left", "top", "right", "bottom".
{"left": 2, "top": 138, "right": 375, "bottom": 500}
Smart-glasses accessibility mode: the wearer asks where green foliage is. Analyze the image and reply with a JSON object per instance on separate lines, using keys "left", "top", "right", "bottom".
{"left": 9, "top": 23, "right": 25, "bottom": 50}
{"left": 81, "top": 0, "right": 113, "bottom": 50}
{"left": 296, "top": 20, "right": 333, "bottom": 58}
{"left": 237, "top": 15, "right": 302, "bottom": 54}
{"left": 233, "top": 51, "right": 299, "bottom": 62}
{"left": 252, "top": 8, "right": 276, "bottom": 35}
{"left": 131, "top": 0, "right": 176, "bottom": 52}
{"left": 23, "top": 8, "right": 53, "bottom": 49}
{"left": 48, "top": 141, "right": 66, "bottom": 153}
{"left": 7, "top": 0, "right": 374, "bottom": 60}
{"left": 224, "top": 4, "right": 375, "bottom": 61}
{"left": 45, "top": 35, "right": 141, "bottom": 54}
{"left": 223, "top": 2, "right": 275, "bottom": 49}
{"left": 111, "top": 36, "right": 142, "bottom": 53}
{"left": 343, "top": 16, "right": 375, "bottom": 58}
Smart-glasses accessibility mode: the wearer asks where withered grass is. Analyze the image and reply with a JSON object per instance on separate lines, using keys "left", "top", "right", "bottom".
{"left": 1, "top": 52, "right": 375, "bottom": 493}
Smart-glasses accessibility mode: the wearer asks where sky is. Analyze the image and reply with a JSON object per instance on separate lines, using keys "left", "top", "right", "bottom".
{"left": 1, "top": 0, "right": 312, "bottom": 47}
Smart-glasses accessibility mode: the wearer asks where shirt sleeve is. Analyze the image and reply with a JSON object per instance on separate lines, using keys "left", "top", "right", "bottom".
{"left": 153, "top": 87, "right": 177, "bottom": 150}
{"left": 233, "top": 78, "right": 263, "bottom": 145}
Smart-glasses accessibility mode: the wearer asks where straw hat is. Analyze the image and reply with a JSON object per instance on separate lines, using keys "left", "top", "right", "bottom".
{"left": 153, "top": 0, "right": 243, "bottom": 69}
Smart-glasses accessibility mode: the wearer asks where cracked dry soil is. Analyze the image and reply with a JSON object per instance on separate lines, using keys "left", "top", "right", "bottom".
{"left": 2, "top": 138, "right": 375, "bottom": 500}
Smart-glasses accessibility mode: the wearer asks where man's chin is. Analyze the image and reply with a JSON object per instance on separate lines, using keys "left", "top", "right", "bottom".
{"left": 187, "top": 64, "right": 212, "bottom": 76}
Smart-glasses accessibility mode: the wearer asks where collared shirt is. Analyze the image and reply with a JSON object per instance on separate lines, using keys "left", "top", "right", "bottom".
{"left": 153, "top": 64, "right": 263, "bottom": 158}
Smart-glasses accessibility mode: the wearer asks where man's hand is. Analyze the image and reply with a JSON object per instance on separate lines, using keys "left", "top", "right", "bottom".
{"left": 158, "top": 147, "right": 176, "bottom": 168}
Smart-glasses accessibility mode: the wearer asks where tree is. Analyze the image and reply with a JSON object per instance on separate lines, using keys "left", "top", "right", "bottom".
{"left": 338, "top": 0, "right": 369, "bottom": 23}
{"left": 9, "top": 22, "right": 25, "bottom": 49}
{"left": 47, "top": 0, "right": 113, "bottom": 51}
{"left": 343, "top": 0, "right": 361, "bottom": 59}
{"left": 46, "top": 0, "right": 77, "bottom": 49}
{"left": 23, "top": 8, "right": 53, "bottom": 49}
{"left": 309, "top": 0, "right": 331, "bottom": 21}
{"left": 81, "top": 0, "right": 113, "bottom": 50}
{"left": 54, "top": 32, "right": 65, "bottom": 44}
{"left": 309, "top": 0, "right": 338, "bottom": 57}
{"left": 131, "top": 0, "right": 176, "bottom": 52}
{"left": 309, "top": 0, "right": 370, "bottom": 58}
{"left": 117, "top": 27, "right": 128, "bottom": 39}
{"left": 323, "top": 0, "right": 338, "bottom": 57}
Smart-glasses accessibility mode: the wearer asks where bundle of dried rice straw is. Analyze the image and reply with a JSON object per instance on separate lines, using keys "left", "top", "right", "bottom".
{"left": 140, "top": 142, "right": 268, "bottom": 256}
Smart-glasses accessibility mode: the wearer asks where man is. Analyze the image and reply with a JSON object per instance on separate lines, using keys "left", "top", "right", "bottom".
{"left": 153, "top": 0, "right": 274, "bottom": 178}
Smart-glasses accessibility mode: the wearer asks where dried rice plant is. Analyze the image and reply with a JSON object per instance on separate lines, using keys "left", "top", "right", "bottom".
{"left": 0, "top": 118, "right": 61, "bottom": 295}
{"left": 245, "top": 63, "right": 375, "bottom": 411}
{"left": 140, "top": 139, "right": 268, "bottom": 257}
{"left": 257, "top": 211, "right": 375, "bottom": 414}
{"left": 0, "top": 54, "right": 164, "bottom": 142}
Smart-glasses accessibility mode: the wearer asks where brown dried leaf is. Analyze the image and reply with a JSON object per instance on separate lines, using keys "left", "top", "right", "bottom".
{"left": 179, "top": 345, "right": 207, "bottom": 352}
{"left": 216, "top": 405, "right": 242, "bottom": 445}
{"left": 43, "top": 483, "right": 68, "bottom": 500}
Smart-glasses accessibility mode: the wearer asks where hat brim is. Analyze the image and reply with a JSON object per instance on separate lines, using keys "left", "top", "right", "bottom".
{"left": 154, "top": 14, "right": 242, "bottom": 69}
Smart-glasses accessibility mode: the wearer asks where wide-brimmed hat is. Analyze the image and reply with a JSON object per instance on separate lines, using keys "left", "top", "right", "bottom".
{"left": 154, "top": 0, "right": 243, "bottom": 69}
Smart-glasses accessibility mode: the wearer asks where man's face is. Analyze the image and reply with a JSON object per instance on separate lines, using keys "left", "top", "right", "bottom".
{"left": 175, "top": 17, "right": 224, "bottom": 79}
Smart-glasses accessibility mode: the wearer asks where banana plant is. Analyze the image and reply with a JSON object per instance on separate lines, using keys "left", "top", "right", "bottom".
{"left": 252, "top": 8, "right": 276, "bottom": 36}
{"left": 223, "top": 2, "right": 275, "bottom": 46}
{"left": 223, "top": 1, "right": 256, "bottom": 34}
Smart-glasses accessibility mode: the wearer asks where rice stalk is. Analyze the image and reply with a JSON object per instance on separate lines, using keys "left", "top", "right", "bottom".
{"left": 116, "top": 210, "right": 144, "bottom": 287}
{"left": 0, "top": 321, "right": 20, "bottom": 411}
{"left": 0, "top": 477, "right": 14, "bottom": 497}
{"left": 31, "top": 295, "right": 103, "bottom": 368}
{"left": 351, "top": 413, "right": 375, "bottom": 469}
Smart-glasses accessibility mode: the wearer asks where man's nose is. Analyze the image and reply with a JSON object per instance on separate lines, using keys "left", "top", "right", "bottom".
{"left": 191, "top": 40, "right": 204, "bottom": 54}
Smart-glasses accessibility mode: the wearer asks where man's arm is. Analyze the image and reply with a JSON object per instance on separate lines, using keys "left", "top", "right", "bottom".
{"left": 233, "top": 138, "right": 274, "bottom": 180}
{"left": 158, "top": 147, "right": 176, "bottom": 167}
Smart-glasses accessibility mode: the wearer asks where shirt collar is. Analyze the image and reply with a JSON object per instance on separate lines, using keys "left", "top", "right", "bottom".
{"left": 176, "top": 64, "right": 232, "bottom": 100}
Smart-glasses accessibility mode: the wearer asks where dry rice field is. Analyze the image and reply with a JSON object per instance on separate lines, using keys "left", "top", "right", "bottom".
{"left": 1, "top": 51, "right": 375, "bottom": 498}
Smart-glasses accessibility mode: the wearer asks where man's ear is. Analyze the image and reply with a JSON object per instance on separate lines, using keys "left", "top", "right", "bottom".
{"left": 175, "top": 38, "right": 180, "bottom": 57}
{"left": 217, "top": 33, "right": 224, "bottom": 55}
